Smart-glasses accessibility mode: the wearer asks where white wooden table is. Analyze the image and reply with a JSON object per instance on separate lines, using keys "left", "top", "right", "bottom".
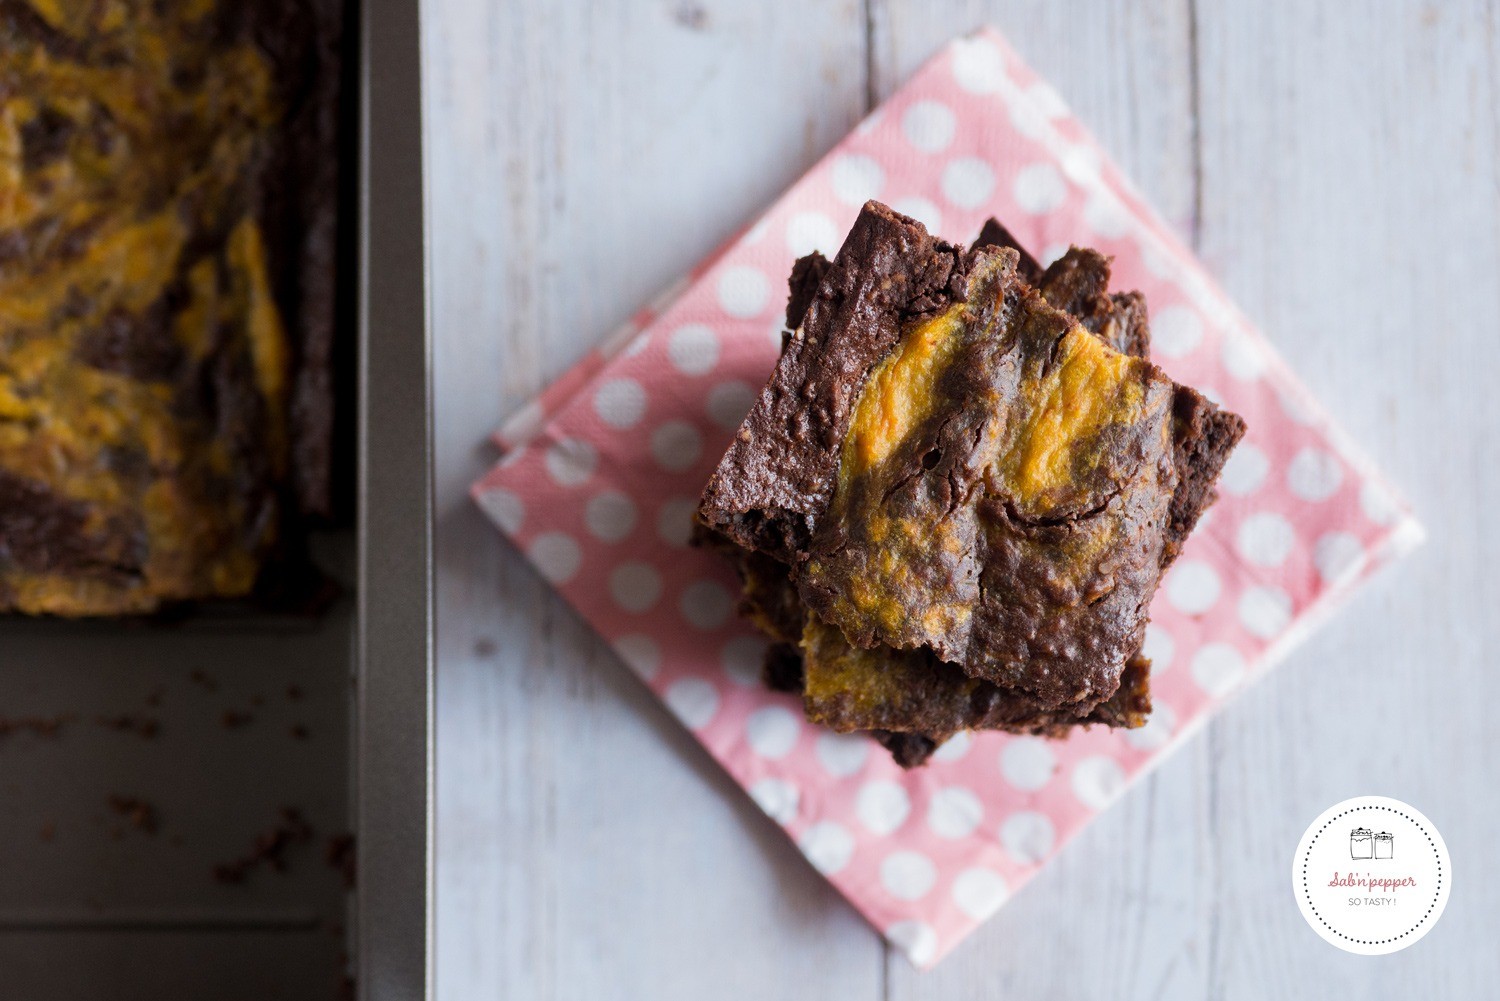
{"left": 424, "top": 1, "right": 1500, "bottom": 996}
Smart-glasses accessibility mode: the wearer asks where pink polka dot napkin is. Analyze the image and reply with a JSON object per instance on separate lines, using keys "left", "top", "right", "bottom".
{"left": 470, "top": 27, "right": 1422, "bottom": 969}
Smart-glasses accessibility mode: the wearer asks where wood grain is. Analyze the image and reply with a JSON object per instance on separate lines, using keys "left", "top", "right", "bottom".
{"left": 426, "top": 0, "right": 1500, "bottom": 997}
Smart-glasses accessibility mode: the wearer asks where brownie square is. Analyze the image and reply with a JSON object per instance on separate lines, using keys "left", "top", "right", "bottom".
{"left": 698, "top": 202, "right": 1244, "bottom": 764}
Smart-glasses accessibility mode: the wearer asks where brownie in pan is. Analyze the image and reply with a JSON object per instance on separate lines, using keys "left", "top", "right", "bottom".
{"left": 0, "top": 0, "right": 344, "bottom": 615}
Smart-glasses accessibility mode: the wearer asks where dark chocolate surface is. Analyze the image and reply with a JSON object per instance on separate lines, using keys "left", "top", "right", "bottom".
{"left": 0, "top": 0, "right": 343, "bottom": 615}
{"left": 698, "top": 204, "right": 1244, "bottom": 765}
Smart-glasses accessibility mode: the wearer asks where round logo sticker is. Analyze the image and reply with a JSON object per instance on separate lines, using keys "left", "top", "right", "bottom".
{"left": 1292, "top": 795, "right": 1450, "bottom": 955}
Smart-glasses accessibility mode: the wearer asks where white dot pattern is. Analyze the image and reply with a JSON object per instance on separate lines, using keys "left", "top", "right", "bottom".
{"left": 785, "top": 211, "right": 840, "bottom": 257}
{"left": 830, "top": 154, "right": 885, "bottom": 206}
{"left": 881, "top": 850, "right": 937, "bottom": 900}
{"left": 799, "top": 821, "right": 855, "bottom": 875}
{"left": 679, "top": 580, "right": 733, "bottom": 630}
{"left": 584, "top": 490, "right": 637, "bottom": 542}
{"left": 609, "top": 561, "right": 663, "bottom": 613}
{"left": 1000, "top": 737, "right": 1056, "bottom": 791}
{"left": 666, "top": 324, "right": 720, "bottom": 376}
{"left": 950, "top": 37, "right": 1005, "bottom": 93}
{"left": 593, "top": 378, "right": 647, "bottom": 428}
{"left": 816, "top": 731, "right": 871, "bottom": 777}
{"left": 1012, "top": 162, "right": 1066, "bottom": 214}
{"left": 705, "top": 381, "right": 758, "bottom": 430}
{"left": 1000, "top": 811, "right": 1055, "bottom": 865}
{"left": 926, "top": 786, "right": 984, "bottom": 839}
{"left": 663, "top": 677, "right": 718, "bottom": 729}
{"left": 529, "top": 532, "right": 581, "bottom": 584}
{"left": 1237, "top": 512, "right": 1296, "bottom": 568}
{"left": 1071, "top": 756, "right": 1126, "bottom": 810}
{"left": 1152, "top": 305, "right": 1204, "bottom": 358}
{"left": 1314, "top": 531, "right": 1366, "bottom": 586}
{"left": 720, "top": 634, "right": 768, "bottom": 687}
{"left": 1287, "top": 447, "right": 1344, "bottom": 502}
{"left": 611, "top": 634, "right": 661, "bottom": 681}
{"left": 654, "top": 497, "right": 697, "bottom": 548}
{"left": 902, "top": 100, "right": 957, "bottom": 153}
{"left": 746, "top": 706, "right": 801, "bottom": 759}
{"left": 716, "top": 266, "right": 770, "bottom": 318}
{"left": 1167, "top": 561, "right": 1222, "bottom": 615}
{"left": 650, "top": 420, "right": 703, "bottom": 472}
{"left": 1238, "top": 586, "right": 1292, "bottom": 639}
{"left": 856, "top": 780, "right": 911, "bottom": 836}
{"left": 1192, "top": 643, "right": 1246, "bottom": 698}
{"left": 885, "top": 920, "right": 939, "bottom": 967}
{"left": 1219, "top": 443, "right": 1269, "bottom": 496}
{"left": 749, "top": 778, "right": 800, "bottom": 824}
{"left": 941, "top": 157, "right": 996, "bottom": 209}
{"left": 951, "top": 868, "right": 1009, "bottom": 921}
{"left": 891, "top": 197, "right": 943, "bottom": 233}
{"left": 543, "top": 438, "right": 596, "bottom": 487}
{"left": 475, "top": 487, "right": 524, "bottom": 534}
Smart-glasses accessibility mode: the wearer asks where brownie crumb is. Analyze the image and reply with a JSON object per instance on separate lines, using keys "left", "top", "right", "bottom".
{"left": 250, "top": 694, "right": 265, "bottom": 708}
{"left": 290, "top": 723, "right": 310, "bottom": 740}
{"left": 672, "top": 2, "right": 709, "bottom": 31}
{"left": 144, "top": 686, "right": 166, "bottom": 708}
{"left": 95, "top": 713, "right": 161, "bottom": 739}
{"left": 107, "top": 795, "right": 159, "bottom": 834}
{"left": 286, "top": 684, "right": 304, "bottom": 701}
{"left": 39, "top": 820, "right": 55, "bottom": 842}
{"left": 0, "top": 713, "right": 73, "bottom": 739}
{"left": 221, "top": 709, "right": 254, "bottom": 729}
{"left": 213, "top": 807, "right": 313, "bottom": 883}
{"left": 190, "top": 669, "right": 219, "bottom": 693}
{"left": 325, "top": 833, "right": 355, "bottom": 888}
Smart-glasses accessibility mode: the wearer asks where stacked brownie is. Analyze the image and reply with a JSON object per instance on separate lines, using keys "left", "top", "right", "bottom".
{"left": 697, "top": 202, "right": 1244, "bottom": 766}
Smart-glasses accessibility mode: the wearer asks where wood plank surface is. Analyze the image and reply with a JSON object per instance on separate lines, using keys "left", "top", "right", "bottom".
{"left": 424, "top": 1, "right": 1499, "bottom": 997}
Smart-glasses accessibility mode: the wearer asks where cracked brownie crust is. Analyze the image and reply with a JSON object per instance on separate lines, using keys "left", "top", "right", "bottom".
{"left": 697, "top": 202, "right": 1245, "bottom": 765}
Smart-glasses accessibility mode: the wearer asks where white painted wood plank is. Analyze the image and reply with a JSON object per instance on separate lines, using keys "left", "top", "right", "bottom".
{"left": 1190, "top": 1, "right": 1500, "bottom": 996}
{"left": 422, "top": 1, "right": 885, "bottom": 998}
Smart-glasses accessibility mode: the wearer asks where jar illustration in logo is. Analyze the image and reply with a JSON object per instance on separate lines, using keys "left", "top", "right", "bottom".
{"left": 1374, "top": 831, "right": 1394, "bottom": 859}
{"left": 1350, "top": 827, "right": 1374, "bottom": 859}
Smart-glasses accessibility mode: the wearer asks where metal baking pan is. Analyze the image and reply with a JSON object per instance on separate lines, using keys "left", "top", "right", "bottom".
{"left": 356, "top": 0, "right": 434, "bottom": 994}
{"left": 0, "top": 1, "right": 431, "bottom": 997}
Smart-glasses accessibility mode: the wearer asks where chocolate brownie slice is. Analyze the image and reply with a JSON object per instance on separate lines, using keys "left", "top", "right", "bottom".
{"left": 702, "top": 202, "right": 1192, "bottom": 712}
{"left": 698, "top": 203, "right": 1244, "bottom": 764}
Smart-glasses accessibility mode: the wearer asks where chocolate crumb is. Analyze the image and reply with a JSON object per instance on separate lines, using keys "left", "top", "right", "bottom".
{"left": 190, "top": 669, "right": 219, "bottom": 693}
{"left": 107, "top": 795, "right": 159, "bottom": 834}
{"left": 144, "top": 685, "right": 166, "bottom": 708}
{"left": 324, "top": 833, "right": 355, "bottom": 888}
{"left": 221, "top": 709, "right": 254, "bottom": 729}
{"left": 95, "top": 714, "right": 160, "bottom": 739}
{"left": 213, "top": 807, "right": 313, "bottom": 883}
{"left": 290, "top": 723, "right": 309, "bottom": 740}
{"left": 286, "top": 684, "right": 304, "bottom": 701}
{"left": 39, "top": 821, "right": 55, "bottom": 842}
{"left": 0, "top": 713, "right": 73, "bottom": 739}
{"left": 672, "top": 1, "right": 709, "bottom": 30}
